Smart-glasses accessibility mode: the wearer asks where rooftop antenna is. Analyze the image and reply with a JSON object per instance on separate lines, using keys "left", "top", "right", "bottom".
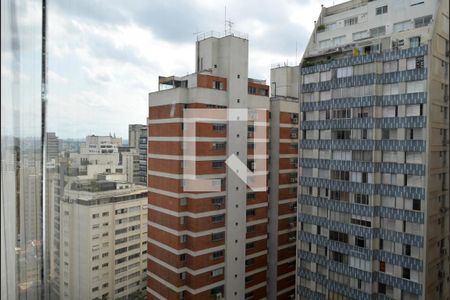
{"left": 224, "top": 3, "right": 233, "bottom": 34}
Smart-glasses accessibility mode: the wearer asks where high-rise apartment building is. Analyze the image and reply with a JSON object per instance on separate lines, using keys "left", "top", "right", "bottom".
{"left": 147, "top": 32, "right": 271, "bottom": 299}
{"left": 57, "top": 178, "right": 148, "bottom": 300}
{"left": 267, "top": 65, "right": 300, "bottom": 299}
{"left": 298, "top": 0, "right": 449, "bottom": 299}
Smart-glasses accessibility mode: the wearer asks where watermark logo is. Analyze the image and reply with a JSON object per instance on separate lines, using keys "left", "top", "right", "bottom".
{"left": 182, "top": 108, "right": 268, "bottom": 192}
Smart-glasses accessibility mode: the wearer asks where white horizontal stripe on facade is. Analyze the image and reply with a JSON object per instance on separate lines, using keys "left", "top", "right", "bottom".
{"left": 148, "top": 154, "right": 228, "bottom": 161}
{"left": 277, "top": 270, "right": 295, "bottom": 281}
{"left": 148, "top": 136, "right": 227, "bottom": 142}
{"left": 247, "top": 202, "right": 268, "bottom": 209}
{"left": 278, "top": 227, "right": 296, "bottom": 235}
{"left": 147, "top": 204, "right": 226, "bottom": 218}
{"left": 147, "top": 287, "right": 167, "bottom": 300}
{"left": 148, "top": 118, "right": 227, "bottom": 124}
{"left": 278, "top": 198, "right": 297, "bottom": 204}
{"left": 280, "top": 139, "right": 299, "bottom": 143}
{"left": 147, "top": 271, "right": 225, "bottom": 294}
{"left": 148, "top": 237, "right": 225, "bottom": 256}
{"left": 246, "top": 218, "right": 268, "bottom": 226}
{"left": 148, "top": 254, "right": 225, "bottom": 275}
{"left": 247, "top": 155, "right": 270, "bottom": 159}
{"left": 277, "top": 257, "right": 296, "bottom": 266}
{"left": 246, "top": 266, "right": 267, "bottom": 277}
{"left": 148, "top": 221, "right": 225, "bottom": 237}
{"left": 278, "top": 241, "right": 296, "bottom": 250}
{"left": 246, "top": 234, "right": 267, "bottom": 243}
{"left": 280, "top": 124, "right": 299, "bottom": 128}
{"left": 245, "top": 250, "right": 267, "bottom": 260}
{"left": 245, "top": 281, "right": 267, "bottom": 293}
{"left": 148, "top": 187, "right": 226, "bottom": 199}
{"left": 278, "top": 212, "right": 296, "bottom": 220}
{"left": 148, "top": 170, "right": 226, "bottom": 180}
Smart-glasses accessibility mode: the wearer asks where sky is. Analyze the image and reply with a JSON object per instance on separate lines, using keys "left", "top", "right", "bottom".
{"left": 3, "top": 0, "right": 347, "bottom": 139}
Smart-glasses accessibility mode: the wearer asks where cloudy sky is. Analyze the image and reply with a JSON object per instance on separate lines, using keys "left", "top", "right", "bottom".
{"left": 4, "top": 0, "right": 347, "bottom": 140}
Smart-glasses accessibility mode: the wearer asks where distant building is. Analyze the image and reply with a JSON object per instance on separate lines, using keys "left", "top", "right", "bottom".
{"left": 298, "top": 0, "right": 449, "bottom": 299}
{"left": 128, "top": 125, "right": 147, "bottom": 185}
{"left": 267, "top": 65, "right": 299, "bottom": 299}
{"left": 46, "top": 132, "right": 60, "bottom": 161}
{"left": 56, "top": 178, "right": 148, "bottom": 300}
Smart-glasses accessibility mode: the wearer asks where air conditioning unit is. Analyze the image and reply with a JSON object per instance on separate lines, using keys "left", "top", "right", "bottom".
{"left": 289, "top": 294, "right": 296, "bottom": 300}
{"left": 214, "top": 204, "right": 222, "bottom": 209}
{"left": 248, "top": 132, "right": 254, "bottom": 138}
{"left": 292, "top": 117, "right": 299, "bottom": 124}
{"left": 441, "top": 248, "right": 448, "bottom": 255}
{"left": 290, "top": 177, "right": 297, "bottom": 183}
{"left": 289, "top": 236, "right": 296, "bottom": 242}
{"left": 215, "top": 293, "right": 223, "bottom": 300}
{"left": 291, "top": 132, "right": 298, "bottom": 139}
{"left": 251, "top": 162, "right": 255, "bottom": 169}
{"left": 289, "top": 222, "right": 295, "bottom": 228}
{"left": 440, "top": 207, "right": 448, "bottom": 213}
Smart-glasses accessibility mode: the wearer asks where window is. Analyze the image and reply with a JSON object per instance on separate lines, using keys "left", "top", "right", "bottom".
{"left": 393, "top": 20, "right": 412, "bottom": 32}
{"left": 355, "top": 236, "right": 365, "bottom": 248}
{"left": 247, "top": 225, "right": 256, "bottom": 233}
{"left": 412, "top": 199, "right": 421, "bottom": 211}
{"left": 379, "top": 261, "right": 386, "bottom": 272}
{"left": 370, "top": 26, "right": 386, "bottom": 37}
{"left": 211, "top": 268, "right": 223, "bottom": 277}
{"left": 333, "top": 35, "right": 346, "bottom": 46}
{"left": 403, "top": 244, "right": 411, "bottom": 256}
{"left": 402, "top": 268, "right": 410, "bottom": 279}
{"left": 211, "top": 214, "right": 225, "bottom": 223}
{"left": 336, "top": 67, "right": 353, "bottom": 78}
{"left": 246, "top": 242, "right": 255, "bottom": 249}
{"left": 383, "top": 60, "right": 398, "bottom": 73}
{"left": 211, "top": 232, "right": 225, "bottom": 241}
{"left": 212, "top": 250, "right": 224, "bottom": 259}
{"left": 329, "top": 230, "right": 348, "bottom": 243}
{"left": 212, "top": 161, "right": 225, "bottom": 169}
{"left": 180, "top": 235, "right": 187, "bottom": 243}
{"left": 212, "top": 124, "right": 226, "bottom": 132}
{"left": 376, "top": 5, "right": 388, "bottom": 15}
{"left": 212, "top": 142, "right": 226, "bottom": 150}
{"left": 246, "top": 209, "right": 256, "bottom": 216}
{"left": 410, "top": 36, "right": 421, "bottom": 48}
{"left": 414, "top": 15, "right": 432, "bottom": 28}
{"left": 179, "top": 272, "right": 186, "bottom": 280}
{"left": 344, "top": 17, "right": 358, "bottom": 26}
{"left": 213, "top": 81, "right": 223, "bottom": 90}
{"left": 245, "top": 258, "right": 255, "bottom": 266}
{"left": 353, "top": 30, "right": 369, "bottom": 41}
{"left": 211, "top": 196, "right": 225, "bottom": 206}
{"left": 379, "top": 283, "right": 386, "bottom": 294}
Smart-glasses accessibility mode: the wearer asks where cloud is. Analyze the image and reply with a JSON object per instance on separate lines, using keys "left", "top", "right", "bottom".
{"left": 40, "top": 0, "right": 349, "bottom": 139}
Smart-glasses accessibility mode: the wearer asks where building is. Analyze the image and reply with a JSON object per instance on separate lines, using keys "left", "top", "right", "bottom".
{"left": 46, "top": 132, "right": 60, "bottom": 161}
{"left": 128, "top": 125, "right": 148, "bottom": 185}
{"left": 267, "top": 65, "right": 300, "bottom": 299}
{"left": 298, "top": 0, "right": 449, "bottom": 299}
{"left": 120, "top": 147, "right": 140, "bottom": 183}
{"left": 57, "top": 177, "right": 148, "bottom": 300}
{"left": 147, "top": 32, "right": 271, "bottom": 299}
